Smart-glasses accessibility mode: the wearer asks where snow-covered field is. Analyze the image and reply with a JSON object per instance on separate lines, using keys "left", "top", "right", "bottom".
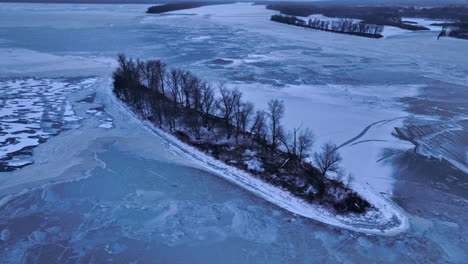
{"left": 0, "top": 2, "right": 466, "bottom": 263}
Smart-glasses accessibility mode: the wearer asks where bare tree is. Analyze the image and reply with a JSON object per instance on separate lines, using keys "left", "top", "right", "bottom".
{"left": 200, "top": 82, "right": 216, "bottom": 130}
{"left": 298, "top": 128, "right": 314, "bottom": 161}
{"left": 164, "top": 69, "right": 185, "bottom": 129}
{"left": 267, "top": 99, "right": 285, "bottom": 150}
{"left": 314, "top": 143, "right": 342, "bottom": 178}
{"left": 165, "top": 101, "right": 177, "bottom": 131}
{"left": 347, "top": 173, "right": 355, "bottom": 189}
{"left": 150, "top": 92, "right": 163, "bottom": 126}
{"left": 135, "top": 60, "right": 167, "bottom": 126}
{"left": 180, "top": 71, "right": 196, "bottom": 108}
{"left": 186, "top": 111, "right": 202, "bottom": 140}
{"left": 233, "top": 96, "right": 243, "bottom": 143}
{"left": 155, "top": 60, "right": 167, "bottom": 96}
{"left": 168, "top": 69, "right": 182, "bottom": 105}
{"left": 139, "top": 60, "right": 155, "bottom": 91}
{"left": 191, "top": 79, "right": 203, "bottom": 112}
{"left": 116, "top": 54, "right": 141, "bottom": 85}
{"left": 233, "top": 96, "right": 253, "bottom": 144}
{"left": 139, "top": 60, "right": 167, "bottom": 94}
{"left": 278, "top": 127, "right": 293, "bottom": 156}
{"left": 218, "top": 83, "right": 237, "bottom": 139}
{"left": 278, "top": 126, "right": 314, "bottom": 162}
{"left": 303, "top": 17, "right": 383, "bottom": 35}
{"left": 239, "top": 102, "right": 254, "bottom": 138}
{"left": 250, "top": 110, "right": 267, "bottom": 144}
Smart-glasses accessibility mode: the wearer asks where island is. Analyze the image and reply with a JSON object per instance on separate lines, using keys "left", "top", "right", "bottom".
{"left": 270, "top": 14, "right": 384, "bottom": 38}
{"left": 146, "top": 2, "right": 231, "bottom": 14}
{"left": 112, "top": 55, "right": 408, "bottom": 235}
{"left": 437, "top": 21, "right": 468, "bottom": 40}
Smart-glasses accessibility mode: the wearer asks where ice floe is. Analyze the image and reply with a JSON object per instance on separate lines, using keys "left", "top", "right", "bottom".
{"left": 0, "top": 77, "right": 97, "bottom": 171}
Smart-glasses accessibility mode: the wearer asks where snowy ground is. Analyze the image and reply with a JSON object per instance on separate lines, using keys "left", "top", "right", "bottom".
{"left": 0, "top": 3, "right": 466, "bottom": 263}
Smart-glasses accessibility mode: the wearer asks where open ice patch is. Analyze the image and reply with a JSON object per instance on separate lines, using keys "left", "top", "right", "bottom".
{"left": 0, "top": 77, "right": 97, "bottom": 171}
{"left": 83, "top": 105, "right": 114, "bottom": 129}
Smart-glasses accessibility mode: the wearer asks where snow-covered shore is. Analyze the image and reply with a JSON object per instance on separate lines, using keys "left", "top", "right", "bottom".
{"left": 109, "top": 81, "right": 409, "bottom": 236}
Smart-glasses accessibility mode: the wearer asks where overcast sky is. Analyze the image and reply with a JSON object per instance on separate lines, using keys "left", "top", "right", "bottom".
{"left": 0, "top": 0, "right": 467, "bottom": 5}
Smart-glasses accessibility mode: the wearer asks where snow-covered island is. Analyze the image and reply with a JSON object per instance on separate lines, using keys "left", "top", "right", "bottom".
{"left": 113, "top": 55, "right": 408, "bottom": 235}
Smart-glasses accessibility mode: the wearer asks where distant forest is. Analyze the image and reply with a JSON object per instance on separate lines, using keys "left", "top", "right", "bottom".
{"left": 113, "top": 55, "right": 371, "bottom": 214}
{"left": 2, "top": 0, "right": 468, "bottom": 4}
{"left": 146, "top": 2, "right": 235, "bottom": 14}
{"left": 267, "top": 4, "right": 468, "bottom": 31}
{"left": 438, "top": 22, "right": 468, "bottom": 40}
{"left": 147, "top": 2, "right": 208, "bottom": 14}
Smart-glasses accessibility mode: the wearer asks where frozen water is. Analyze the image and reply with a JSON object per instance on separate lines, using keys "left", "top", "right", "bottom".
{"left": 0, "top": 2, "right": 466, "bottom": 263}
{"left": 0, "top": 78, "right": 98, "bottom": 171}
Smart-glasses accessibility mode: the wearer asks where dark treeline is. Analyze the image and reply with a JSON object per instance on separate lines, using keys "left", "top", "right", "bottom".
{"left": 146, "top": 2, "right": 233, "bottom": 14}
{"left": 401, "top": 6, "right": 468, "bottom": 20}
{"left": 271, "top": 15, "right": 384, "bottom": 38}
{"left": 266, "top": 4, "right": 466, "bottom": 31}
{"left": 113, "top": 54, "right": 371, "bottom": 214}
{"left": 438, "top": 21, "right": 468, "bottom": 40}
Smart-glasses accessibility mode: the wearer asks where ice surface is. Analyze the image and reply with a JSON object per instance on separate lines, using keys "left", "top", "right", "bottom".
{"left": 0, "top": 2, "right": 466, "bottom": 263}
{"left": 0, "top": 78, "right": 98, "bottom": 171}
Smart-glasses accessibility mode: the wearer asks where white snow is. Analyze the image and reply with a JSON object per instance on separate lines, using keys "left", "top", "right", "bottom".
{"left": 0, "top": 137, "right": 39, "bottom": 159}
{"left": 381, "top": 26, "right": 411, "bottom": 37}
{"left": 98, "top": 122, "right": 114, "bottom": 129}
{"left": 63, "top": 101, "right": 81, "bottom": 122}
{"left": 244, "top": 157, "right": 265, "bottom": 173}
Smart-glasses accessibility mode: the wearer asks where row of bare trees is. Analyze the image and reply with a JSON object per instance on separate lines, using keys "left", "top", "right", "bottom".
{"left": 308, "top": 18, "right": 384, "bottom": 35}
{"left": 270, "top": 15, "right": 383, "bottom": 37}
{"left": 113, "top": 55, "right": 342, "bottom": 176}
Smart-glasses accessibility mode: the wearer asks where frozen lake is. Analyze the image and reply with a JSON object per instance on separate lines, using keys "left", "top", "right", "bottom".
{"left": 0, "top": 3, "right": 466, "bottom": 263}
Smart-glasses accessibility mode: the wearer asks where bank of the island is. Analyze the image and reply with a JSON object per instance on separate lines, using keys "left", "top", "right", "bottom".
{"left": 111, "top": 55, "right": 409, "bottom": 235}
